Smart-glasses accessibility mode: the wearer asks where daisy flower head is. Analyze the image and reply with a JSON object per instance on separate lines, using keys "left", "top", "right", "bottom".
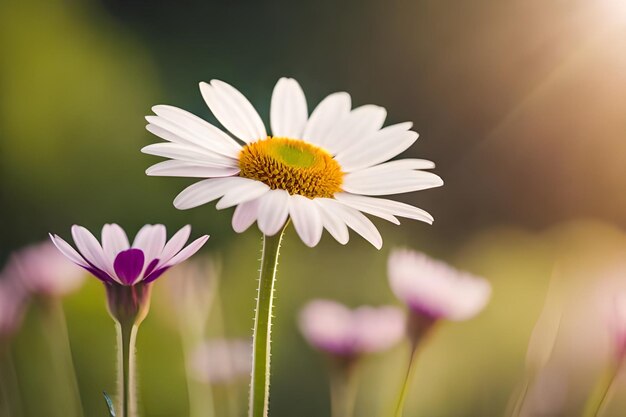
{"left": 49, "top": 224, "right": 208, "bottom": 324}
{"left": 388, "top": 248, "right": 491, "bottom": 322}
{"left": 143, "top": 78, "right": 443, "bottom": 248}
{"left": 299, "top": 299, "right": 405, "bottom": 359}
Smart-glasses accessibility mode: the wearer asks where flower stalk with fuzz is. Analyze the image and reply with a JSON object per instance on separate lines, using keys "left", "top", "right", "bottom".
{"left": 387, "top": 249, "right": 491, "bottom": 417}
{"left": 50, "top": 223, "right": 208, "bottom": 417}
{"left": 143, "top": 77, "right": 441, "bottom": 417}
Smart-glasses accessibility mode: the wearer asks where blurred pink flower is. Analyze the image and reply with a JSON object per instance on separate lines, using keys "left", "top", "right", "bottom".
{"left": 4, "top": 241, "right": 85, "bottom": 298}
{"left": 612, "top": 293, "right": 626, "bottom": 361}
{"left": 190, "top": 338, "right": 252, "bottom": 385}
{"left": 388, "top": 248, "right": 491, "bottom": 321}
{"left": 299, "top": 299, "right": 405, "bottom": 358}
{"left": 0, "top": 278, "right": 27, "bottom": 340}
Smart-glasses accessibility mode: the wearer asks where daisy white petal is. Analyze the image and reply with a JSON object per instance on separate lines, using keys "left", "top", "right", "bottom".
{"left": 321, "top": 200, "right": 382, "bottom": 249}
{"left": 141, "top": 142, "right": 237, "bottom": 168}
{"left": 174, "top": 177, "right": 247, "bottom": 210}
{"left": 302, "top": 92, "right": 351, "bottom": 149}
{"left": 146, "top": 160, "right": 240, "bottom": 178}
{"left": 332, "top": 193, "right": 400, "bottom": 224}
{"left": 232, "top": 199, "right": 260, "bottom": 233}
{"left": 325, "top": 105, "right": 387, "bottom": 155}
{"left": 257, "top": 190, "right": 290, "bottom": 236}
{"left": 288, "top": 195, "right": 323, "bottom": 247}
{"left": 215, "top": 180, "right": 270, "bottom": 210}
{"left": 335, "top": 123, "right": 418, "bottom": 172}
{"left": 200, "top": 80, "right": 266, "bottom": 142}
{"left": 102, "top": 224, "right": 130, "bottom": 262}
{"left": 343, "top": 170, "right": 444, "bottom": 196}
{"left": 334, "top": 193, "right": 433, "bottom": 224}
{"left": 314, "top": 199, "right": 350, "bottom": 245}
{"left": 71, "top": 225, "right": 115, "bottom": 277}
{"left": 270, "top": 78, "right": 308, "bottom": 138}
{"left": 151, "top": 105, "right": 242, "bottom": 156}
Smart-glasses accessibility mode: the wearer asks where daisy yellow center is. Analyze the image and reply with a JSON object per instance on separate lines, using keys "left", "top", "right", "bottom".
{"left": 239, "top": 137, "right": 344, "bottom": 198}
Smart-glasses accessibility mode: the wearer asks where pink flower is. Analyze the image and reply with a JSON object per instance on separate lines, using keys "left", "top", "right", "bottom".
{"left": 50, "top": 224, "right": 208, "bottom": 324}
{"left": 0, "top": 278, "right": 27, "bottom": 340}
{"left": 49, "top": 224, "right": 208, "bottom": 286}
{"left": 4, "top": 241, "right": 85, "bottom": 298}
{"left": 388, "top": 249, "right": 491, "bottom": 321}
{"left": 299, "top": 299, "right": 405, "bottom": 358}
{"left": 612, "top": 294, "right": 626, "bottom": 361}
{"left": 190, "top": 338, "right": 252, "bottom": 384}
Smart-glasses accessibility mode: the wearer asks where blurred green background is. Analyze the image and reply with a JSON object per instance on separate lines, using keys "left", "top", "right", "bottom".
{"left": 2, "top": 0, "right": 626, "bottom": 415}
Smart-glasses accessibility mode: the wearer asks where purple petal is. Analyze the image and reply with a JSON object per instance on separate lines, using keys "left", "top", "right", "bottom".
{"left": 113, "top": 249, "right": 145, "bottom": 285}
{"left": 143, "top": 266, "right": 170, "bottom": 284}
{"left": 143, "top": 258, "right": 160, "bottom": 278}
{"left": 82, "top": 265, "right": 116, "bottom": 284}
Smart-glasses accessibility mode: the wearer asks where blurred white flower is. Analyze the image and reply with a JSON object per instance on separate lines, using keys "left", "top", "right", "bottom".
{"left": 163, "top": 257, "right": 218, "bottom": 338}
{"left": 299, "top": 299, "right": 405, "bottom": 358}
{"left": 388, "top": 248, "right": 491, "bottom": 321}
{"left": 612, "top": 293, "right": 626, "bottom": 361}
{"left": 190, "top": 338, "right": 252, "bottom": 385}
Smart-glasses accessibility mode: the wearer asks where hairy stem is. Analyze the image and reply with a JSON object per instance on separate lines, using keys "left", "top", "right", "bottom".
{"left": 248, "top": 229, "right": 286, "bottom": 417}
{"left": 116, "top": 321, "right": 139, "bottom": 417}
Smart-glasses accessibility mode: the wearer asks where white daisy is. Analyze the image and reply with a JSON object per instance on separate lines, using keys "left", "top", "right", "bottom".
{"left": 142, "top": 78, "right": 443, "bottom": 248}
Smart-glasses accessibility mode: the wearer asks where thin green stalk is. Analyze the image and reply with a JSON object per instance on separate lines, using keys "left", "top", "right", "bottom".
{"left": 38, "top": 299, "right": 84, "bottom": 417}
{"left": 181, "top": 332, "right": 215, "bottom": 417}
{"left": 248, "top": 228, "right": 287, "bottom": 417}
{"left": 0, "top": 345, "right": 23, "bottom": 417}
{"left": 329, "top": 361, "right": 358, "bottom": 417}
{"left": 393, "top": 344, "right": 421, "bottom": 417}
{"left": 582, "top": 363, "right": 621, "bottom": 417}
{"left": 507, "top": 378, "right": 530, "bottom": 417}
{"left": 116, "top": 321, "right": 139, "bottom": 417}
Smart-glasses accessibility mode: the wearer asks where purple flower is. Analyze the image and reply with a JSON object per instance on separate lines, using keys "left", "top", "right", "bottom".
{"left": 299, "top": 299, "right": 405, "bottom": 359}
{"left": 49, "top": 224, "right": 208, "bottom": 324}
{"left": 388, "top": 248, "right": 491, "bottom": 322}
{"left": 49, "top": 224, "right": 208, "bottom": 286}
{"left": 4, "top": 241, "right": 85, "bottom": 298}
{"left": 190, "top": 338, "right": 252, "bottom": 385}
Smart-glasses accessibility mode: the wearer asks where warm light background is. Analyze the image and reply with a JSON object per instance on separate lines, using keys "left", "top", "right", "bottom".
{"left": 2, "top": 0, "right": 626, "bottom": 416}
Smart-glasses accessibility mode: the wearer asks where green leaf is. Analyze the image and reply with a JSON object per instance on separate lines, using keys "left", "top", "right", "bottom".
{"left": 102, "top": 391, "right": 116, "bottom": 417}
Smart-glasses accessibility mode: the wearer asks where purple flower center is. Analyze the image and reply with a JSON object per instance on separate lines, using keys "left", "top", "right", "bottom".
{"left": 114, "top": 249, "right": 145, "bottom": 285}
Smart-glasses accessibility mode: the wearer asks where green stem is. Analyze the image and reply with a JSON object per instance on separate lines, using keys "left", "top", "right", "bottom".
{"left": 582, "top": 363, "right": 621, "bottom": 417}
{"left": 38, "top": 299, "right": 84, "bottom": 417}
{"left": 329, "top": 361, "right": 358, "bottom": 417}
{"left": 393, "top": 344, "right": 421, "bottom": 417}
{"left": 116, "top": 321, "right": 139, "bottom": 417}
{"left": 181, "top": 332, "right": 215, "bottom": 417}
{"left": 0, "top": 345, "right": 23, "bottom": 417}
{"left": 248, "top": 229, "right": 287, "bottom": 417}
{"left": 507, "top": 378, "right": 530, "bottom": 417}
